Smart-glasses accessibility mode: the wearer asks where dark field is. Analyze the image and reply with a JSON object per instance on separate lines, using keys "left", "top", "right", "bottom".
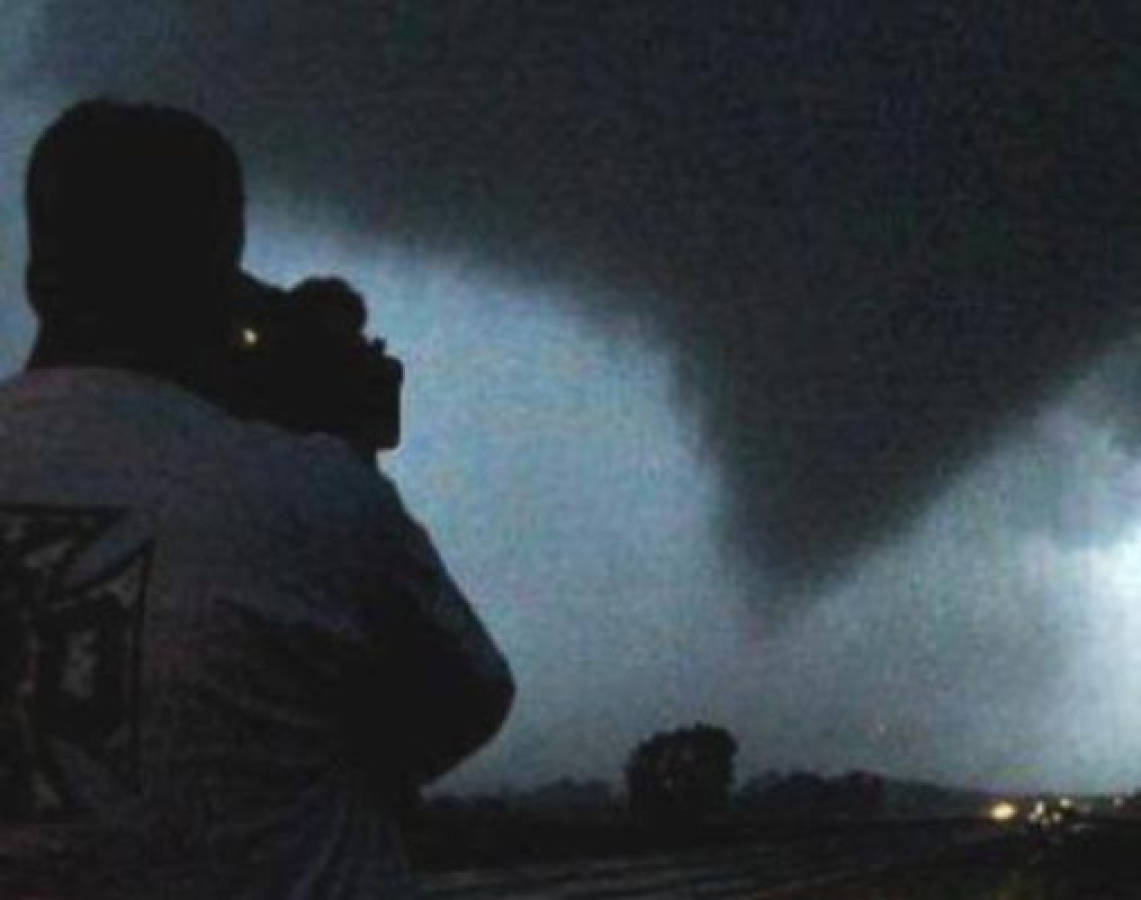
{"left": 414, "top": 820, "right": 1141, "bottom": 899}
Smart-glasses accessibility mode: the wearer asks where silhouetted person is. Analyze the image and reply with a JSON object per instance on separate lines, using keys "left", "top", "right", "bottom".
{"left": 0, "top": 99, "right": 514, "bottom": 898}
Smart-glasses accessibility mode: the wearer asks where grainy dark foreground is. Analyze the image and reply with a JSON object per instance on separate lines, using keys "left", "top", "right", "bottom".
{"left": 415, "top": 821, "right": 1028, "bottom": 899}
{"left": 790, "top": 820, "right": 1141, "bottom": 899}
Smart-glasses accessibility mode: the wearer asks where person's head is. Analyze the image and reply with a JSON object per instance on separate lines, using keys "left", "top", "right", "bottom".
{"left": 24, "top": 99, "right": 245, "bottom": 380}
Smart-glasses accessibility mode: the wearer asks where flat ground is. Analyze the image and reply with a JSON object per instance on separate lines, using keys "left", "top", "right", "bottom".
{"left": 417, "top": 821, "right": 1141, "bottom": 899}
{"left": 781, "top": 823, "right": 1141, "bottom": 899}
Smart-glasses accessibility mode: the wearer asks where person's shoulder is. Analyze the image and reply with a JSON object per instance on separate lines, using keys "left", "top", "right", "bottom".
{"left": 0, "top": 366, "right": 238, "bottom": 470}
{"left": 220, "top": 423, "right": 416, "bottom": 590}
{"left": 222, "top": 417, "right": 400, "bottom": 521}
{"left": 231, "top": 417, "right": 369, "bottom": 487}
{"left": 0, "top": 366, "right": 226, "bottom": 432}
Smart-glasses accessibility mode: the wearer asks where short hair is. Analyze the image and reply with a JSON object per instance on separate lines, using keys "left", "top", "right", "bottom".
{"left": 25, "top": 99, "right": 245, "bottom": 325}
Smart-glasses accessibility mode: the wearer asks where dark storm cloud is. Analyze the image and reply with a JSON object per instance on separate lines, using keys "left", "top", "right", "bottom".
{"left": 24, "top": 1, "right": 1141, "bottom": 594}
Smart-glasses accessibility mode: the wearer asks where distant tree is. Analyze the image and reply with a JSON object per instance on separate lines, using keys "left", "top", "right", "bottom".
{"left": 624, "top": 722, "right": 738, "bottom": 823}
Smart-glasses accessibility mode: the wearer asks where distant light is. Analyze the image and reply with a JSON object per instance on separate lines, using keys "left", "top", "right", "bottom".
{"left": 1059, "top": 797, "right": 1073, "bottom": 809}
{"left": 241, "top": 327, "right": 260, "bottom": 348}
{"left": 990, "top": 801, "right": 1018, "bottom": 822}
{"left": 1114, "top": 797, "right": 1125, "bottom": 808}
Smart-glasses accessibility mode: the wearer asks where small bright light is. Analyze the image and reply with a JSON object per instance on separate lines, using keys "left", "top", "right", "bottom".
{"left": 990, "top": 801, "right": 1018, "bottom": 822}
{"left": 1114, "top": 797, "right": 1125, "bottom": 808}
{"left": 1059, "top": 797, "right": 1073, "bottom": 809}
{"left": 240, "top": 327, "right": 260, "bottom": 348}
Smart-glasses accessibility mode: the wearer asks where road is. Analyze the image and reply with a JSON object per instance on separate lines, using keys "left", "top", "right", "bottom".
{"left": 416, "top": 820, "right": 1141, "bottom": 899}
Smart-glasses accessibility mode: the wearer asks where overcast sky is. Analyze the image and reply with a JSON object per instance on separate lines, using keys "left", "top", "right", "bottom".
{"left": 4, "top": 2, "right": 1141, "bottom": 796}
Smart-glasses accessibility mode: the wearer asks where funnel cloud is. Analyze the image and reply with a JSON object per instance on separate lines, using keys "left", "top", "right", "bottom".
{"left": 18, "top": 1, "right": 1140, "bottom": 593}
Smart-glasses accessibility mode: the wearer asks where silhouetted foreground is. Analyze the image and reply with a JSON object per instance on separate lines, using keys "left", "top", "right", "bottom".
{"left": 409, "top": 821, "right": 1141, "bottom": 899}
{"left": 405, "top": 767, "right": 1005, "bottom": 872}
{"left": 413, "top": 820, "right": 1012, "bottom": 898}
{"left": 786, "top": 820, "right": 1141, "bottom": 899}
